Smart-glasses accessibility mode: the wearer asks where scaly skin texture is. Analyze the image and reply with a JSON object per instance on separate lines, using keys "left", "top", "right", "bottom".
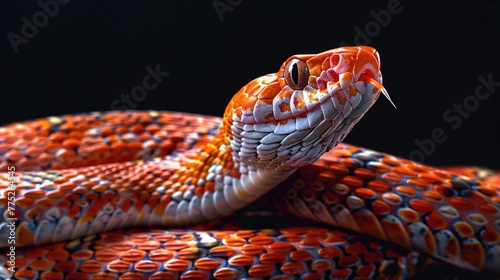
{"left": 0, "top": 46, "right": 499, "bottom": 279}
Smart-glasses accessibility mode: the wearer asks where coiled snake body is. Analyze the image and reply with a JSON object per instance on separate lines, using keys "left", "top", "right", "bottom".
{"left": 1, "top": 46, "right": 499, "bottom": 279}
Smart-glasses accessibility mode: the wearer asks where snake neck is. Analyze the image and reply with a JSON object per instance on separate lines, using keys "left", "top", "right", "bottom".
{"left": 174, "top": 128, "right": 296, "bottom": 219}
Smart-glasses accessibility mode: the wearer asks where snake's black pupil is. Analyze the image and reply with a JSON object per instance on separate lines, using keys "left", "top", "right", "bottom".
{"left": 291, "top": 63, "right": 299, "bottom": 85}
{"left": 284, "top": 58, "right": 309, "bottom": 90}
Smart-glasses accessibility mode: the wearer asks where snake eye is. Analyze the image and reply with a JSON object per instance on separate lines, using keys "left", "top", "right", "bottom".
{"left": 284, "top": 58, "right": 309, "bottom": 90}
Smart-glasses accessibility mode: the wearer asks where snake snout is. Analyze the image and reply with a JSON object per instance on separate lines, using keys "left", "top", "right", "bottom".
{"left": 354, "top": 47, "right": 396, "bottom": 108}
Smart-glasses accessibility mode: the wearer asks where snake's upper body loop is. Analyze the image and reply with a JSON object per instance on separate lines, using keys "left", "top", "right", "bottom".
{"left": 0, "top": 46, "right": 499, "bottom": 279}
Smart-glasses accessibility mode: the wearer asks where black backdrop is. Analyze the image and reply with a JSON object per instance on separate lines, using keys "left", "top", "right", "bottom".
{"left": 1, "top": 1, "right": 500, "bottom": 278}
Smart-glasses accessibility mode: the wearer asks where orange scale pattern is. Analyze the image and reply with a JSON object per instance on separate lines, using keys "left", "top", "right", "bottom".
{"left": 264, "top": 143, "right": 500, "bottom": 275}
{"left": 3, "top": 226, "right": 429, "bottom": 280}
{"left": 0, "top": 111, "right": 221, "bottom": 172}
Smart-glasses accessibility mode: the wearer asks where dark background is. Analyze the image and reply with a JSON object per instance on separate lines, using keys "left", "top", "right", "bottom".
{"left": 1, "top": 1, "right": 499, "bottom": 279}
{"left": 1, "top": 0, "right": 499, "bottom": 170}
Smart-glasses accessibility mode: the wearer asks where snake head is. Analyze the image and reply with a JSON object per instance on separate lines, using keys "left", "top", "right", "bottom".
{"left": 224, "top": 46, "right": 393, "bottom": 171}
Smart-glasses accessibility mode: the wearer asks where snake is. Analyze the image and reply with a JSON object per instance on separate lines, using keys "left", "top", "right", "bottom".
{"left": 1, "top": 46, "right": 499, "bottom": 280}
